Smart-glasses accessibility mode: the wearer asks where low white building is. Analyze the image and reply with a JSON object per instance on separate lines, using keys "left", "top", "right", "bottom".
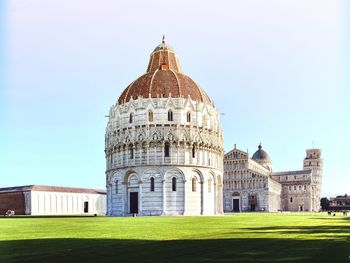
{"left": 0, "top": 185, "right": 106, "bottom": 215}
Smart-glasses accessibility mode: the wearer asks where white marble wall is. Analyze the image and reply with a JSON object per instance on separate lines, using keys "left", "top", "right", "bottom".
{"left": 105, "top": 96, "right": 224, "bottom": 216}
{"left": 268, "top": 178, "right": 282, "bottom": 212}
{"left": 142, "top": 169, "right": 163, "bottom": 215}
{"left": 105, "top": 97, "right": 224, "bottom": 172}
{"left": 30, "top": 191, "right": 106, "bottom": 215}
{"left": 107, "top": 166, "right": 223, "bottom": 216}
{"left": 164, "top": 169, "right": 185, "bottom": 215}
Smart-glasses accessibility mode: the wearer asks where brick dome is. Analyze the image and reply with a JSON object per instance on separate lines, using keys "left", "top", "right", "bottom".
{"left": 118, "top": 38, "right": 213, "bottom": 106}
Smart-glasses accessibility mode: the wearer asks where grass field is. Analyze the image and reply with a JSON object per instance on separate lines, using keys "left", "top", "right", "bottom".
{"left": 0, "top": 213, "right": 350, "bottom": 262}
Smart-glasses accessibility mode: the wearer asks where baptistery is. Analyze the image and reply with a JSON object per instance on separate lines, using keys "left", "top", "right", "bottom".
{"left": 105, "top": 38, "right": 224, "bottom": 216}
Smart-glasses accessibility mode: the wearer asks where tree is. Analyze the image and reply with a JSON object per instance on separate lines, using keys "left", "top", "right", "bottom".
{"left": 320, "top": 197, "right": 330, "bottom": 211}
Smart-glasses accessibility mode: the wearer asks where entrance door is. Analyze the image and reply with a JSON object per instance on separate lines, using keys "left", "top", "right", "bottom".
{"left": 250, "top": 204, "right": 256, "bottom": 211}
{"left": 233, "top": 199, "right": 240, "bottom": 212}
{"left": 84, "top": 201, "right": 89, "bottom": 213}
{"left": 130, "top": 192, "right": 138, "bottom": 214}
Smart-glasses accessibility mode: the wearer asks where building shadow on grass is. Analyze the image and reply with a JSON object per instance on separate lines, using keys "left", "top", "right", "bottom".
{"left": 242, "top": 225, "right": 350, "bottom": 235}
{"left": 0, "top": 237, "right": 349, "bottom": 263}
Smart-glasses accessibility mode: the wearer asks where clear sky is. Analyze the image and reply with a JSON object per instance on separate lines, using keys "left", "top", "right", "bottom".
{"left": 1, "top": 0, "right": 349, "bottom": 197}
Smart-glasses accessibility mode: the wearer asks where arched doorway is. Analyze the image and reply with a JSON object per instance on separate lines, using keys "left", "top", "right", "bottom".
{"left": 126, "top": 173, "right": 139, "bottom": 214}
{"left": 248, "top": 194, "right": 257, "bottom": 211}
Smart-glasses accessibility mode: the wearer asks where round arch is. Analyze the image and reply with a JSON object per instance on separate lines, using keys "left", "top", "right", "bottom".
{"left": 124, "top": 170, "right": 139, "bottom": 185}
{"left": 191, "top": 169, "right": 204, "bottom": 183}
{"left": 164, "top": 168, "right": 185, "bottom": 182}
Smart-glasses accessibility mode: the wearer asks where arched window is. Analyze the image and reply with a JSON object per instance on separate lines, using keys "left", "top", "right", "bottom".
{"left": 115, "top": 180, "right": 118, "bottom": 194}
{"left": 192, "top": 145, "right": 196, "bottom": 158}
{"left": 168, "top": 110, "right": 173, "bottom": 121}
{"left": 208, "top": 179, "right": 212, "bottom": 193}
{"left": 150, "top": 177, "right": 155, "bottom": 192}
{"left": 192, "top": 177, "right": 197, "bottom": 192}
{"left": 187, "top": 112, "right": 191, "bottom": 122}
{"left": 148, "top": 111, "right": 153, "bottom": 122}
{"left": 172, "top": 177, "right": 176, "bottom": 191}
{"left": 290, "top": 197, "right": 293, "bottom": 203}
{"left": 129, "top": 145, "right": 134, "bottom": 159}
{"left": 164, "top": 142, "right": 170, "bottom": 157}
{"left": 129, "top": 113, "right": 133, "bottom": 123}
{"left": 202, "top": 115, "right": 207, "bottom": 125}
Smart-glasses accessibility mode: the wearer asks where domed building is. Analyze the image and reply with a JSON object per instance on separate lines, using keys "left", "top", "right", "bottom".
{"left": 105, "top": 38, "right": 224, "bottom": 216}
{"left": 223, "top": 144, "right": 323, "bottom": 212}
{"left": 252, "top": 143, "right": 272, "bottom": 171}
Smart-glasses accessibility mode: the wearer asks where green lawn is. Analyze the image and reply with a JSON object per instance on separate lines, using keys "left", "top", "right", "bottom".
{"left": 0, "top": 213, "right": 349, "bottom": 262}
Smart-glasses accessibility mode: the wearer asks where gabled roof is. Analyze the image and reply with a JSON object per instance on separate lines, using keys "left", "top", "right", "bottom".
{"left": 0, "top": 185, "right": 34, "bottom": 193}
{"left": 224, "top": 147, "right": 248, "bottom": 158}
{"left": 271, "top": 170, "right": 312, "bottom": 176}
{"left": 0, "top": 185, "right": 106, "bottom": 195}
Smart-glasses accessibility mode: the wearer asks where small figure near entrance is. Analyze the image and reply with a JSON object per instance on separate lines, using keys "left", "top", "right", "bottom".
{"left": 5, "top": 210, "right": 15, "bottom": 216}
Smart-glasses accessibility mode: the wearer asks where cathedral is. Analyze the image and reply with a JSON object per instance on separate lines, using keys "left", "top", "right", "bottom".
{"left": 105, "top": 38, "right": 224, "bottom": 216}
{"left": 223, "top": 144, "right": 323, "bottom": 212}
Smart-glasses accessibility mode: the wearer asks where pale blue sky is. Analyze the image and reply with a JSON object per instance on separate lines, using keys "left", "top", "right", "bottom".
{"left": 1, "top": 0, "right": 349, "bottom": 197}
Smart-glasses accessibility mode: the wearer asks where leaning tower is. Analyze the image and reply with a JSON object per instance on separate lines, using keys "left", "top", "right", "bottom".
{"left": 303, "top": 149, "right": 323, "bottom": 211}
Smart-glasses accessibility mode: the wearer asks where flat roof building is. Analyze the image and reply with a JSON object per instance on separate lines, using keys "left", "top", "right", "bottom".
{"left": 0, "top": 185, "right": 106, "bottom": 215}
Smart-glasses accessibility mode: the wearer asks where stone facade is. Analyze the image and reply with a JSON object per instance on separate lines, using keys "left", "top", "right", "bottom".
{"left": 0, "top": 191, "right": 26, "bottom": 215}
{"left": 223, "top": 145, "right": 323, "bottom": 212}
{"left": 329, "top": 194, "right": 350, "bottom": 211}
{"left": 105, "top": 39, "right": 224, "bottom": 216}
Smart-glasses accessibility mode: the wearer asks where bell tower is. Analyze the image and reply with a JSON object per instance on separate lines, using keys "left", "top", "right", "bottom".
{"left": 303, "top": 148, "right": 323, "bottom": 211}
